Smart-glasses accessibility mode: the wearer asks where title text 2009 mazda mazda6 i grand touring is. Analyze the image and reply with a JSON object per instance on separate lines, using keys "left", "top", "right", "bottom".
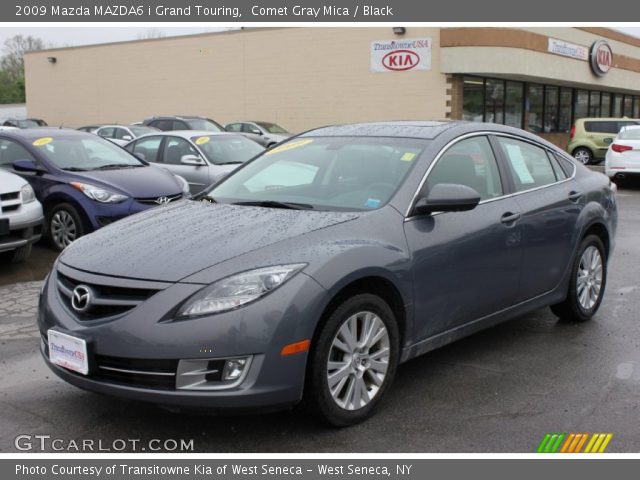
{"left": 38, "top": 121, "right": 617, "bottom": 426}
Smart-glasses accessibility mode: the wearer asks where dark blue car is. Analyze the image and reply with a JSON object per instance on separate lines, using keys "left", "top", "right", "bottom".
{"left": 0, "top": 128, "right": 186, "bottom": 250}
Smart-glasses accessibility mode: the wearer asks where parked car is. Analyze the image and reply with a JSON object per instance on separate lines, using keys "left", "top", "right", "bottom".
{"left": 605, "top": 125, "right": 640, "bottom": 181}
{"left": 124, "top": 131, "right": 264, "bottom": 194}
{"left": 38, "top": 121, "right": 616, "bottom": 426}
{"left": 0, "top": 169, "right": 43, "bottom": 263}
{"left": 94, "top": 125, "right": 159, "bottom": 146}
{"left": 225, "top": 121, "right": 292, "bottom": 148}
{"left": 2, "top": 118, "right": 46, "bottom": 129}
{"left": 567, "top": 117, "right": 640, "bottom": 165}
{"left": 0, "top": 128, "right": 188, "bottom": 251}
{"left": 77, "top": 125, "right": 104, "bottom": 133}
{"left": 142, "top": 116, "right": 224, "bottom": 132}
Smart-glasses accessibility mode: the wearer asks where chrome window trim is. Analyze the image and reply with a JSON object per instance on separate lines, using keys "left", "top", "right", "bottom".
{"left": 404, "top": 131, "right": 577, "bottom": 219}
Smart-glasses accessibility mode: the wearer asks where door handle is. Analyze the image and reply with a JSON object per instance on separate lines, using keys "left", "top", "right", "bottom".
{"left": 500, "top": 212, "right": 521, "bottom": 224}
{"left": 568, "top": 191, "right": 582, "bottom": 202}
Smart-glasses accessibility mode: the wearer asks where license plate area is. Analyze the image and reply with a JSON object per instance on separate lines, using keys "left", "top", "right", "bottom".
{"left": 47, "top": 329, "right": 89, "bottom": 375}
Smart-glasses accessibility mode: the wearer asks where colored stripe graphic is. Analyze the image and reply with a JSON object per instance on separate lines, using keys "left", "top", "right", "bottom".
{"left": 538, "top": 433, "right": 613, "bottom": 453}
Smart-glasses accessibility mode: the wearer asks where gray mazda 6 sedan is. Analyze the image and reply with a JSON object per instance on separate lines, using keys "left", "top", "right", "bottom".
{"left": 38, "top": 121, "right": 617, "bottom": 426}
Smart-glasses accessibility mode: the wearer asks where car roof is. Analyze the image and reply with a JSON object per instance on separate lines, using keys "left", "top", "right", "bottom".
{"left": 134, "top": 130, "right": 243, "bottom": 140}
{"left": 0, "top": 127, "right": 94, "bottom": 140}
{"left": 303, "top": 121, "right": 463, "bottom": 139}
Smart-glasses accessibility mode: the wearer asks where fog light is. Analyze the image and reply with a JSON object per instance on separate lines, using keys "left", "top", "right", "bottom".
{"left": 223, "top": 358, "right": 248, "bottom": 381}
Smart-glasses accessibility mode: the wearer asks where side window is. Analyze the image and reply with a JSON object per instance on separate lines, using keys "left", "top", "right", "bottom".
{"left": 0, "top": 138, "right": 37, "bottom": 167}
{"left": 497, "top": 137, "right": 558, "bottom": 191}
{"left": 242, "top": 123, "right": 259, "bottom": 134}
{"left": 548, "top": 152, "right": 567, "bottom": 180}
{"left": 427, "top": 136, "right": 503, "bottom": 201}
{"left": 97, "top": 127, "right": 115, "bottom": 138}
{"left": 163, "top": 137, "right": 199, "bottom": 165}
{"left": 554, "top": 153, "right": 576, "bottom": 177}
{"left": 584, "top": 121, "right": 617, "bottom": 134}
{"left": 172, "top": 120, "right": 189, "bottom": 130}
{"left": 114, "top": 128, "right": 130, "bottom": 140}
{"left": 131, "top": 136, "right": 163, "bottom": 163}
{"left": 226, "top": 123, "right": 242, "bottom": 132}
{"left": 150, "top": 120, "right": 171, "bottom": 131}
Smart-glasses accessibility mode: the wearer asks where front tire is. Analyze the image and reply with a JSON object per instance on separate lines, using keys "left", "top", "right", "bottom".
{"left": 573, "top": 147, "right": 593, "bottom": 165}
{"left": 47, "top": 203, "right": 85, "bottom": 251}
{"left": 551, "top": 234, "right": 607, "bottom": 322}
{"left": 307, "top": 293, "right": 399, "bottom": 427}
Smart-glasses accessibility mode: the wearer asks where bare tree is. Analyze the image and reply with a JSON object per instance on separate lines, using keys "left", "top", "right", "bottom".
{"left": 1, "top": 35, "right": 45, "bottom": 81}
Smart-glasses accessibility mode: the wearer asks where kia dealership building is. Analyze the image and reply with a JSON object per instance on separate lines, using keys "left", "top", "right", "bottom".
{"left": 25, "top": 27, "right": 640, "bottom": 147}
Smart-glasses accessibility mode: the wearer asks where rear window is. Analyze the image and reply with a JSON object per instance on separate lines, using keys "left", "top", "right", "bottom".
{"left": 619, "top": 128, "right": 640, "bottom": 140}
{"left": 584, "top": 121, "right": 619, "bottom": 134}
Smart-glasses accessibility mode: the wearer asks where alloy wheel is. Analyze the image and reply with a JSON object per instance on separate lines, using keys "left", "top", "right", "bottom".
{"left": 574, "top": 150, "right": 591, "bottom": 165}
{"left": 577, "top": 245, "right": 603, "bottom": 310}
{"left": 326, "top": 311, "right": 390, "bottom": 411}
{"left": 50, "top": 210, "right": 77, "bottom": 249}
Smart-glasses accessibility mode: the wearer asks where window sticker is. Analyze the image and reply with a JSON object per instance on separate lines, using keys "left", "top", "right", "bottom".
{"left": 401, "top": 152, "right": 416, "bottom": 162}
{"left": 505, "top": 144, "right": 535, "bottom": 184}
{"left": 364, "top": 198, "right": 381, "bottom": 209}
{"left": 195, "top": 136, "right": 210, "bottom": 145}
{"left": 266, "top": 139, "right": 313, "bottom": 155}
{"left": 33, "top": 137, "right": 53, "bottom": 147}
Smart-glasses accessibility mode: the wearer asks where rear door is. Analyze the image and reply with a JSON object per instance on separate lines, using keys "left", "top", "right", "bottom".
{"left": 493, "top": 135, "right": 580, "bottom": 300}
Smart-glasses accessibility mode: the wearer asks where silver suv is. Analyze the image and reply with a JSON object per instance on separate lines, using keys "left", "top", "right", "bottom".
{"left": 0, "top": 169, "right": 44, "bottom": 262}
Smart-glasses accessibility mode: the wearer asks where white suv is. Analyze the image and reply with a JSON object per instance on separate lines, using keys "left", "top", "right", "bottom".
{"left": 0, "top": 170, "right": 44, "bottom": 262}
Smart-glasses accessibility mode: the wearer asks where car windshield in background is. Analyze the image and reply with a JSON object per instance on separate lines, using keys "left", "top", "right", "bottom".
{"left": 17, "top": 120, "right": 41, "bottom": 128}
{"left": 33, "top": 136, "right": 145, "bottom": 171}
{"left": 256, "top": 122, "right": 289, "bottom": 134}
{"left": 185, "top": 119, "right": 223, "bottom": 132}
{"left": 619, "top": 128, "right": 640, "bottom": 140}
{"left": 205, "top": 136, "right": 427, "bottom": 211}
{"left": 192, "top": 135, "right": 264, "bottom": 165}
{"left": 130, "top": 126, "right": 157, "bottom": 136}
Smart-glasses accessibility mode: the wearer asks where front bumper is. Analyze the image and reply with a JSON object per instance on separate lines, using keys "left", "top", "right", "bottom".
{"left": 38, "top": 263, "right": 328, "bottom": 411}
{"left": 81, "top": 195, "right": 184, "bottom": 231}
{"left": 0, "top": 200, "right": 43, "bottom": 253}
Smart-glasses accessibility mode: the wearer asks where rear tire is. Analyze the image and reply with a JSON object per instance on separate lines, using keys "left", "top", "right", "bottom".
{"left": 550, "top": 234, "right": 607, "bottom": 322}
{"left": 572, "top": 147, "right": 593, "bottom": 165}
{"left": 306, "top": 293, "right": 399, "bottom": 427}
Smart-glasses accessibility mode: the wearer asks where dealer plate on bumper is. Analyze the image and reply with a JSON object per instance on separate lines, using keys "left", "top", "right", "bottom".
{"left": 47, "top": 329, "right": 89, "bottom": 375}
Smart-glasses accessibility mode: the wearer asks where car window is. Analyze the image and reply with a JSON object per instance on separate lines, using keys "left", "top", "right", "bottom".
{"left": 97, "top": 127, "right": 115, "bottom": 139}
{"left": 163, "top": 137, "right": 199, "bottom": 165}
{"left": 554, "top": 153, "right": 576, "bottom": 177}
{"left": 33, "top": 136, "right": 143, "bottom": 170}
{"left": 584, "top": 121, "right": 618, "bottom": 134}
{"left": 548, "top": 152, "right": 567, "bottom": 180}
{"left": 426, "top": 136, "right": 503, "bottom": 201}
{"left": 114, "top": 128, "right": 131, "bottom": 140}
{"left": 0, "top": 138, "right": 37, "bottom": 167}
{"left": 192, "top": 135, "right": 264, "bottom": 165}
{"left": 184, "top": 119, "right": 223, "bottom": 132}
{"left": 497, "top": 137, "right": 559, "bottom": 191}
{"left": 226, "top": 123, "right": 242, "bottom": 132}
{"left": 618, "top": 121, "right": 640, "bottom": 132}
{"left": 242, "top": 123, "right": 259, "bottom": 134}
{"left": 130, "top": 136, "right": 163, "bottom": 163}
{"left": 150, "top": 120, "right": 172, "bottom": 131}
{"left": 618, "top": 128, "right": 640, "bottom": 140}
{"left": 172, "top": 120, "right": 189, "bottom": 130}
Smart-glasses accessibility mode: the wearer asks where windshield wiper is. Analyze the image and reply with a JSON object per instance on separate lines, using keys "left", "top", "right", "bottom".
{"left": 92, "top": 164, "right": 138, "bottom": 170}
{"left": 217, "top": 161, "right": 243, "bottom": 165}
{"left": 61, "top": 167, "right": 90, "bottom": 172}
{"left": 231, "top": 200, "right": 314, "bottom": 210}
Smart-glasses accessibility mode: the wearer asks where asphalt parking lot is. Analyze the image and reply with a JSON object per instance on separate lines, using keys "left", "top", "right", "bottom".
{"left": 1, "top": 178, "right": 639, "bottom": 453}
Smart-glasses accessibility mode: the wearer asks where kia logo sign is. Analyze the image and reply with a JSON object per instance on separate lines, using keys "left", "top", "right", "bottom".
{"left": 382, "top": 50, "right": 420, "bottom": 71}
{"left": 590, "top": 40, "right": 613, "bottom": 76}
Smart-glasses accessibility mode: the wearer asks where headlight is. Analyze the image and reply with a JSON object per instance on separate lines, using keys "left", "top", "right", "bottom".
{"left": 70, "top": 182, "right": 128, "bottom": 203}
{"left": 177, "top": 264, "right": 306, "bottom": 317}
{"left": 20, "top": 184, "right": 36, "bottom": 204}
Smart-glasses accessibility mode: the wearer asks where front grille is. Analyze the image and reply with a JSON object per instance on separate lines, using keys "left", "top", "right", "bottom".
{"left": 93, "top": 355, "right": 178, "bottom": 390}
{"left": 1, "top": 204, "right": 19, "bottom": 212}
{"left": 135, "top": 193, "right": 182, "bottom": 206}
{"left": 57, "top": 272, "right": 159, "bottom": 320}
{"left": 0, "top": 192, "right": 19, "bottom": 201}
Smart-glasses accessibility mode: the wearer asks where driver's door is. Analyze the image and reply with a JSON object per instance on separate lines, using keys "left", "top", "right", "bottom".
{"left": 403, "top": 135, "right": 523, "bottom": 341}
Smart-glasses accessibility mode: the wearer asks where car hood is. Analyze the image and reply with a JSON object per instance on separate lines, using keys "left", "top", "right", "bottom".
{"left": 71, "top": 165, "right": 181, "bottom": 198}
{"left": 59, "top": 201, "right": 361, "bottom": 282}
{"left": 0, "top": 170, "right": 28, "bottom": 193}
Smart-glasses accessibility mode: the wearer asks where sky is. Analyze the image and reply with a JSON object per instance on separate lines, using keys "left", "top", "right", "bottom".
{"left": 0, "top": 26, "right": 638, "bottom": 50}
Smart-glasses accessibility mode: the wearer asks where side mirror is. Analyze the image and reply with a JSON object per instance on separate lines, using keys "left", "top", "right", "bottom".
{"left": 12, "top": 159, "right": 45, "bottom": 174}
{"left": 250, "top": 129, "right": 262, "bottom": 135}
{"left": 122, "top": 135, "right": 133, "bottom": 141}
{"left": 180, "top": 154, "right": 206, "bottom": 166}
{"left": 412, "top": 183, "right": 481, "bottom": 216}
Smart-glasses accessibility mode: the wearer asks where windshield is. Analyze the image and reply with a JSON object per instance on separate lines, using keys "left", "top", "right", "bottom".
{"left": 192, "top": 135, "right": 264, "bottom": 165}
{"left": 619, "top": 128, "right": 640, "bottom": 141}
{"left": 32, "top": 135, "right": 145, "bottom": 171}
{"left": 185, "top": 119, "right": 223, "bottom": 132}
{"left": 130, "top": 126, "right": 157, "bottom": 137}
{"left": 205, "top": 137, "right": 428, "bottom": 211}
{"left": 255, "top": 122, "right": 289, "bottom": 134}
{"left": 18, "top": 119, "right": 41, "bottom": 128}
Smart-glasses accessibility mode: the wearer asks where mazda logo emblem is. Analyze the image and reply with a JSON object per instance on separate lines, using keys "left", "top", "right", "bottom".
{"left": 155, "top": 196, "right": 172, "bottom": 205}
{"left": 71, "top": 285, "right": 92, "bottom": 313}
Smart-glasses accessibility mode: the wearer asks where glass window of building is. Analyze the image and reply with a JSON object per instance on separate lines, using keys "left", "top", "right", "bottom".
{"left": 613, "top": 94, "right": 623, "bottom": 117}
{"left": 574, "top": 90, "right": 589, "bottom": 121}
{"left": 544, "top": 86, "right": 559, "bottom": 133}
{"left": 623, "top": 96, "right": 633, "bottom": 117}
{"left": 589, "top": 91, "right": 601, "bottom": 117}
{"left": 505, "top": 81, "right": 523, "bottom": 128}
{"left": 601, "top": 93, "right": 611, "bottom": 118}
{"left": 559, "top": 88, "right": 572, "bottom": 133}
{"left": 527, "top": 84, "right": 544, "bottom": 132}
{"left": 485, "top": 79, "right": 505, "bottom": 124}
{"left": 634, "top": 97, "right": 640, "bottom": 118}
{"left": 462, "top": 77, "right": 484, "bottom": 122}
